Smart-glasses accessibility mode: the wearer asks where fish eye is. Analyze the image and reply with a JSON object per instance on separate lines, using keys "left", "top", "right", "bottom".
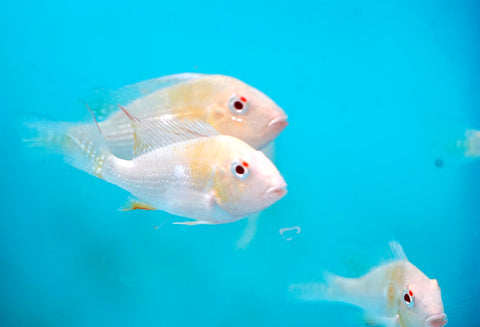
{"left": 231, "top": 159, "right": 250, "bottom": 180}
{"left": 228, "top": 95, "right": 249, "bottom": 115}
{"left": 403, "top": 289, "right": 415, "bottom": 308}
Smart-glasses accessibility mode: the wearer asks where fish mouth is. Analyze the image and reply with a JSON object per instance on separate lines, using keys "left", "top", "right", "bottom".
{"left": 265, "top": 184, "right": 288, "bottom": 199}
{"left": 425, "top": 313, "right": 447, "bottom": 327}
{"left": 267, "top": 116, "right": 289, "bottom": 132}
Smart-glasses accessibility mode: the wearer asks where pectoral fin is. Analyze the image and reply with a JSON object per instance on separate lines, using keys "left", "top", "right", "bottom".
{"left": 235, "top": 214, "right": 260, "bottom": 249}
{"left": 363, "top": 313, "right": 399, "bottom": 327}
{"left": 164, "top": 188, "right": 217, "bottom": 212}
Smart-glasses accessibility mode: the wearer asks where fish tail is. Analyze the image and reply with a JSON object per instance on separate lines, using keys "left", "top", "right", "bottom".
{"left": 22, "top": 111, "right": 112, "bottom": 179}
{"left": 22, "top": 117, "right": 74, "bottom": 153}
{"left": 289, "top": 272, "right": 351, "bottom": 302}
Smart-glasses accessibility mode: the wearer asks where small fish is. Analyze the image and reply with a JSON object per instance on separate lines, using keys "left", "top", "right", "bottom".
{"left": 462, "top": 129, "right": 480, "bottom": 157}
{"left": 290, "top": 242, "right": 447, "bottom": 327}
{"left": 82, "top": 73, "right": 288, "bottom": 158}
{"left": 25, "top": 107, "right": 287, "bottom": 224}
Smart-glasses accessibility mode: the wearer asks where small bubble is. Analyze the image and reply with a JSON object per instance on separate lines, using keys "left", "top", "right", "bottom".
{"left": 434, "top": 158, "right": 444, "bottom": 168}
{"left": 279, "top": 226, "right": 301, "bottom": 241}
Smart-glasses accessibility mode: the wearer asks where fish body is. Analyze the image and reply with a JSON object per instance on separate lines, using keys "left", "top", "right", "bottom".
{"left": 81, "top": 73, "right": 288, "bottom": 158}
{"left": 290, "top": 242, "right": 447, "bottom": 327}
{"left": 106, "top": 136, "right": 285, "bottom": 223}
{"left": 26, "top": 111, "right": 287, "bottom": 224}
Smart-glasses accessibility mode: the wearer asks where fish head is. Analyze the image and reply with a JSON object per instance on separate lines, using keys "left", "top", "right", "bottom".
{"left": 397, "top": 274, "right": 447, "bottom": 327}
{"left": 207, "top": 75, "right": 288, "bottom": 149}
{"left": 213, "top": 136, "right": 287, "bottom": 218}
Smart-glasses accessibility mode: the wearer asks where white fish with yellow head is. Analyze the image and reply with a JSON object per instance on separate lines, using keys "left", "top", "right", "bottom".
{"left": 290, "top": 242, "right": 447, "bottom": 327}
{"left": 82, "top": 73, "right": 288, "bottom": 158}
{"left": 25, "top": 107, "right": 287, "bottom": 224}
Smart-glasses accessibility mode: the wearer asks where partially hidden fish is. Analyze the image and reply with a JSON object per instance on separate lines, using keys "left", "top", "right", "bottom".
{"left": 290, "top": 242, "right": 447, "bottom": 327}
{"left": 25, "top": 107, "right": 287, "bottom": 225}
{"left": 81, "top": 73, "right": 288, "bottom": 158}
{"left": 462, "top": 129, "right": 480, "bottom": 157}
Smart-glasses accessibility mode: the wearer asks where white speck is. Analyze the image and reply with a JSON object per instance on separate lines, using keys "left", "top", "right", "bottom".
{"left": 174, "top": 165, "right": 185, "bottom": 178}
{"left": 279, "top": 226, "right": 301, "bottom": 241}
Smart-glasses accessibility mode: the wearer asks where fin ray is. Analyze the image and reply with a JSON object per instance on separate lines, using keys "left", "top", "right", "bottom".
{"left": 389, "top": 241, "right": 408, "bottom": 261}
{"left": 173, "top": 220, "right": 213, "bottom": 226}
{"left": 22, "top": 108, "right": 111, "bottom": 179}
{"left": 119, "top": 105, "right": 218, "bottom": 156}
{"left": 121, "top": 198, "right": 156, "bottom": 211}
{"left": 235, "top": 214, "right": 260, "bottom": 250}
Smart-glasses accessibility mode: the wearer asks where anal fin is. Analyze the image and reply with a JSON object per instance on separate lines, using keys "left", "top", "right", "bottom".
{"left": 173, "top": 220, "right": 213, "bottom": 226}
{"left": 121, "top": 198, "right": 156, "bottom": 211}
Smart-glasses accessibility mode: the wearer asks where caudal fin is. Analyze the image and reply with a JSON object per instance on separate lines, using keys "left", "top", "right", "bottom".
{"left": 289, "top": 272, "right": 350, "bottom": 302}
{"left": 22, "top": 112, "right": 111, "bottom": 179}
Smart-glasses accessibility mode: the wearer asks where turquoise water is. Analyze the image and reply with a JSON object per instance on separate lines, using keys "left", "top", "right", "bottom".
{"left": 1, "top": 0, "right": 479, "bottom": 326}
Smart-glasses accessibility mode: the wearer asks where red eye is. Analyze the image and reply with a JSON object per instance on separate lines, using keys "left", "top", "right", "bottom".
{"left": 228, "top": 95, "right": 249, "bottom": 114}
{"left": 235, "top": 165, "right": 245, "bottom": 175}
{"left": 231, "top": 159, "right": 250, "bottom": 180}
{"left": 403, "top": 288, "right": 415, "bottom": 308}
{"left": 234, "top": 101, "right": 244, "bottom": 110}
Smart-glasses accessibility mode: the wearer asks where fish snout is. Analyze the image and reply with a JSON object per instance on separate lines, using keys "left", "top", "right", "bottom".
{"left": 267, "top": 116, "right": 289, "bottom": 134}
{"left": 265, "top": 181, "right": 288, "bottom": 200}
{"left": 425, "top": 313, "right": 447, "bottom": 327}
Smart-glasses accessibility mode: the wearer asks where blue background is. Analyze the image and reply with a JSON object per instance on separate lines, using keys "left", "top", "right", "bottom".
{"left": 1, "top": 0, "right": 479, "bottom": 326}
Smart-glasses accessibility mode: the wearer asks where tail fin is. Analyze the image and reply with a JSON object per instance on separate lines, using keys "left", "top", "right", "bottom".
{"left": 289, "top": 272, "right": 350, "bottom": 302}
{"left": 22, "top": 114, "right": 111, "bottom": 179}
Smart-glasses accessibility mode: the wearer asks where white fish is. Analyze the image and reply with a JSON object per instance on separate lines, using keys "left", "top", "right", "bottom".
{"left": 461, "top": 129, "right": 480, "bottom": 157}
{"left": 82, "top": 73, "right": 288, "bottom": 158}
{"left": 290, "top": 242, "right": 447, "bottom": 327}
{"left": 25, "top": 107, "right": 287, "bottom": 225}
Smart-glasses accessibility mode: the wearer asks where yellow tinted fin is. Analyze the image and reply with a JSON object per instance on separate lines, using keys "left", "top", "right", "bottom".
{"left": 121, "top": 198, "right": 156, "bottom": 211}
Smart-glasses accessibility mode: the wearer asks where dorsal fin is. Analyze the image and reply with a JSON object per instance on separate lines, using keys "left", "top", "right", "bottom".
{"left": 389, "top": 241, "right": 408, "bottom": 261}
{"left": 118, "top": 105, "right": 218, "bottom": 157}
{"left": 85, "top": 73, "right": 206, "bottom": 120}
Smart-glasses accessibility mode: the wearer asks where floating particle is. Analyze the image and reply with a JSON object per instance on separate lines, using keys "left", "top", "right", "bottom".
{"left": 434, "top": 158, "right": 444, "bottom": 168}
{"left": 279, "top": 226, "right": 301, "bottom": 241}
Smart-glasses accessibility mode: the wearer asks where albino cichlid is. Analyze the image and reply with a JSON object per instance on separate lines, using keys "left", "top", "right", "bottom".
{"left": 290, "top": 242, "right": 447, "bottom": 327}
{"left": 25, "top": 107, "right": 287, "bottom": 225}
{"left": 80, "top": 73, "right": 288, "bottom": 158}
{"left": 462, "top": 129, "right": 480, "bottom": 157}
